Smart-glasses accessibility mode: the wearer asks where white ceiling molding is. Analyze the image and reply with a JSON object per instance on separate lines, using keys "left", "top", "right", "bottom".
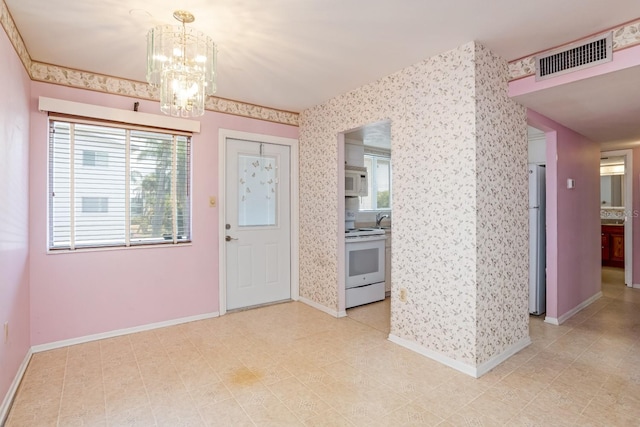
{"left": 509, "top": 18, "right": 640, "bottom": 81}
{"left": 38, "top": 97, "right": 202, "bottom": 133}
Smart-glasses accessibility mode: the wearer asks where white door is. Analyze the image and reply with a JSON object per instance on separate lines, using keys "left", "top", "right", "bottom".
{"left": 225, "top": 138, "right": 291, "bottom": 310}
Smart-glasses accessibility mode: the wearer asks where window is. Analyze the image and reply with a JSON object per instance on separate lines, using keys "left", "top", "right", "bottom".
{"left": 49, "top": 119, "right": 191, "bottom": 250}
{"left": 82, "top": 149, "right": 109, "bottom": 167}
{"left": 360, "top": 153, "right": 391, "bottom": 211}
{"left": 82, "top": 197, "right": 109, "bottom": 213}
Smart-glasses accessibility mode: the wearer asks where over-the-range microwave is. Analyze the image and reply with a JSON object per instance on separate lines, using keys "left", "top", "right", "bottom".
{"left": 345, "top": 166, "right": 368, "bottom": 197}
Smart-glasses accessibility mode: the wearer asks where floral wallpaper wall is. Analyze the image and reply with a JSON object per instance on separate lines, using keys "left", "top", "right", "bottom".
{"left": 473, "top": 44, "right": 529, "bottom": 365}
{"left": 299, "top": 41, "right": 528, "bottom": 368}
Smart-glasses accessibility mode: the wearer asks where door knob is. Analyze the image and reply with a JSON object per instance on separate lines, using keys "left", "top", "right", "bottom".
{"left": 225, "top": 235, "right": 238, "bottom": 242}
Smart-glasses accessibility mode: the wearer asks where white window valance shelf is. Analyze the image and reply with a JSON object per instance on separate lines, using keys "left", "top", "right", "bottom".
{"left": 38, "top": 97, "right": 201, "bottom": 133}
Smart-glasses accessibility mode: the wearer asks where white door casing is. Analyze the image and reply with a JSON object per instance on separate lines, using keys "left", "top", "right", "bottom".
{"left": 218, "top": 130, "right": 299, "bottom": 314}
{"left": 600, "top": 149, "right": 633, "bottom": 287}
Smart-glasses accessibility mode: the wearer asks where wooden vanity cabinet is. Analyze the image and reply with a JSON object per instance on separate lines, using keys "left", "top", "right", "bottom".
{"left": 601, "top": 225, "right": 624, "bottom": 268}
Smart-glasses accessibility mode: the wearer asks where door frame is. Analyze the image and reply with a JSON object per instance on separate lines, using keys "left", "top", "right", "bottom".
{"left": 218, "top": 129, "right": 299, "bottom": 315}
{"left": 600, "top": 149, "right": 633, "bottom": 287}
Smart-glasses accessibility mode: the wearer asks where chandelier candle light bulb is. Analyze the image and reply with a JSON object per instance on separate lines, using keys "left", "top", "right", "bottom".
{"left": 146, "top": 10, "right": 217, "bottom": 117}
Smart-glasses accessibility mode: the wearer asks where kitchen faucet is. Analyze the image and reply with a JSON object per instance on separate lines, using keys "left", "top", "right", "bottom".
{"left": 375, "top": 213, "right": 389, "bottom": 227}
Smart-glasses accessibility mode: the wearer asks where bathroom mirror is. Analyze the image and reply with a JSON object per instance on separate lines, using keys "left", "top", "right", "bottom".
{"left": 600, "top": 156, "right": 625, "bottom": 207}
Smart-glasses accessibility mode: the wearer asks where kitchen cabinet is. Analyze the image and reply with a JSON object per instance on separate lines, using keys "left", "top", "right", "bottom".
{"left": 602, "top": 225, "right": 624, "bottom": 268}
{"left": 385, "top": 231, "right": 391, "bottom": 294}
{"left": 345, "top": 142, "right": 365, "bottom": 167}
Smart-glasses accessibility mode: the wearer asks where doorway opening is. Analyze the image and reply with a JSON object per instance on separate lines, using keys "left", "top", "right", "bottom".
{"left": 339, "top": 120, "right": 392, "bottom": 333}
{"left": 600, "top": 150, "right": 633, "bottom": 288}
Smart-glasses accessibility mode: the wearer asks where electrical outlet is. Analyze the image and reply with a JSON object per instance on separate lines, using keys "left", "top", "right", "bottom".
{"left": 209, "top": 196, "right": 217, "bottom": 207}
{"left": 399, "top": 288, "right": 407, "bottom": 303}
{"left": 4, "top": 322, "right": 8, "bottom": 343}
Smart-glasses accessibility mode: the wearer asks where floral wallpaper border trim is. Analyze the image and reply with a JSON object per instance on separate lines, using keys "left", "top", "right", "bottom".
{"left": 0, "top": 0, "right": 31, "bottom": 73}
{"left": 509, "top": 18, "right": 640, "bottom": 80}
{"left": 0, "top": 1, "right": 299, "bottom": 126}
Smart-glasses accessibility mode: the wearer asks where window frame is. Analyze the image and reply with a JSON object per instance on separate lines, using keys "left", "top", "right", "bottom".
{"left": 360, "top": 151, "right": 392, "bottom": 212}
{"left": 47, "top": 114, "right": 192, "bottom": 252}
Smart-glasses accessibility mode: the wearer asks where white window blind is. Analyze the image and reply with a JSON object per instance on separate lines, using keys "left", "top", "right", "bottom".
{"left": 49, "top": 119, "right": 191, "bottom": 250}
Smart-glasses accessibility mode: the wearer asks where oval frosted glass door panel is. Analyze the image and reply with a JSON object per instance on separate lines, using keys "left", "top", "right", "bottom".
{"left": 225, "top": 138, "right": 291, "bottom": 310}
{"left": 238, "top": 154, "right": 277, "bottom": 226}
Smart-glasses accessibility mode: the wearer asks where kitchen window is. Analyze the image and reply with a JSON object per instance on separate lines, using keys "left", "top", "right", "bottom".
{"left": 360, "top": 153, "right": 392, "bottom": 211}
{"left": 48, "top": 119, "right": 191, "bottom": 251}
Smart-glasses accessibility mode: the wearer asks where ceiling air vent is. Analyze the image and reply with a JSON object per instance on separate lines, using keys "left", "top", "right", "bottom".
{"left": 535, "top": 32, "right": 613, "bottom": 81}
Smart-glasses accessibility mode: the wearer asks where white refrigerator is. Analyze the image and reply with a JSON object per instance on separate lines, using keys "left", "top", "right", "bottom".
{"left": 528, "top": 164, "right": 546, "bottom": 315}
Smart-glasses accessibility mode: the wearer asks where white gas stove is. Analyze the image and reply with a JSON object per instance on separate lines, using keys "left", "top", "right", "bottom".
{"left": 345, "top": 228, "right": 386, "bottom": 308}
{"left": 345, "top": 228, "right": 385, "bottom": 238}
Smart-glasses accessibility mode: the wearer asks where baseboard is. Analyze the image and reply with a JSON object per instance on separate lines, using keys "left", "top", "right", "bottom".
{"left": 475, "top": 336, "right": 532, "bottom": 377}
{"left": 388, "top": 334, "right": 477, "bottom": 377}
{"left": 388, "top": 334, "right": 531, "bottom": 378}
{"left": 0, "top": 348, "right": 33, "bottom": 425}
{"left": 544, "top": 316, "right": 560, "bottom": 326}
{"left": 545, "top": 291, "right": 603, "bottom": 325}
{"left": 31, "top": 312, "right": 219, "bottom": 353}
{"left": 633, "top": 283, "right": 640, "bottom": 289}
{"left": 298, "top": 297, "right": 343, "bottom": 318}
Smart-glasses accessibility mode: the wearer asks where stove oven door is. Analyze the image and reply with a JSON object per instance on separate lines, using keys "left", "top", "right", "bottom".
{"left": 345, "top": 236, "right": 385, "bottom": 289}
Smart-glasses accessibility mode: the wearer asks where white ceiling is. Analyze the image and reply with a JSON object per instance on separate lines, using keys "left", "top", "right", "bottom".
{"left": 514, "top": 64, "right": 640, "bottom": 146}
{"left": 6, "top": 0, "right": 640, "bottom": 144}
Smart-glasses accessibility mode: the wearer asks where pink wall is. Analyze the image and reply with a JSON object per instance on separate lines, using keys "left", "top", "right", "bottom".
{"left": 29, "top": 83, "right": 298, "bottom": 346}
{"left": 512, "top": 42, "right": 640, "bottom": 291}
{"left": 0, "top": 30, "right": 31, "bottom": 409}
{"left": 528, "top": 109, "right": 601, "bottom": 320}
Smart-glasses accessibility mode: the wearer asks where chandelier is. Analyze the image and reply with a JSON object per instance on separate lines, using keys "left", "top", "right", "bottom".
{"left": 146, "top": 10, "right": 217, "bottom": 117}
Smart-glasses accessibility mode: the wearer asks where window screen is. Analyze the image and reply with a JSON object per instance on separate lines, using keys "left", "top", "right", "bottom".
{"left": 49, "top": 119, "right": 191, "bottom": 250}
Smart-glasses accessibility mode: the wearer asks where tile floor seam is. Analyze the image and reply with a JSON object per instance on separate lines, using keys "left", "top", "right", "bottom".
{"left": 99, "top": 338, "right": 108, "bottom": 427}
{"left": 502, "top": 369, "right": 559, "bottom": 425}
{"left": 127, "top": 334, "right": 156, "bottom": 426}
{"left": 577, "top": 375, "right": 609, "bottom": 420}
{"left": 169, "top": 330, "right": 212, "bottom": 425}
{"left": 264, "top": 380, "right": 320, "bottom": 425}
{"left": 235, "top": 395, "right": 260, "bottom": 427}
{"left": 55, "top": 347, "right": 70, "bottom": 427}
{"left": 172, "top": 331, "right": 211, "bottom": 425}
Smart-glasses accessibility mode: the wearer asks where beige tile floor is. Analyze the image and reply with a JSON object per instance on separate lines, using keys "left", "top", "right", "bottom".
{"left": 347, "top": 297, "right": 391, "bottom": 334}
{"left": 6, "top": 267, "right": 640, "bottom": 426}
